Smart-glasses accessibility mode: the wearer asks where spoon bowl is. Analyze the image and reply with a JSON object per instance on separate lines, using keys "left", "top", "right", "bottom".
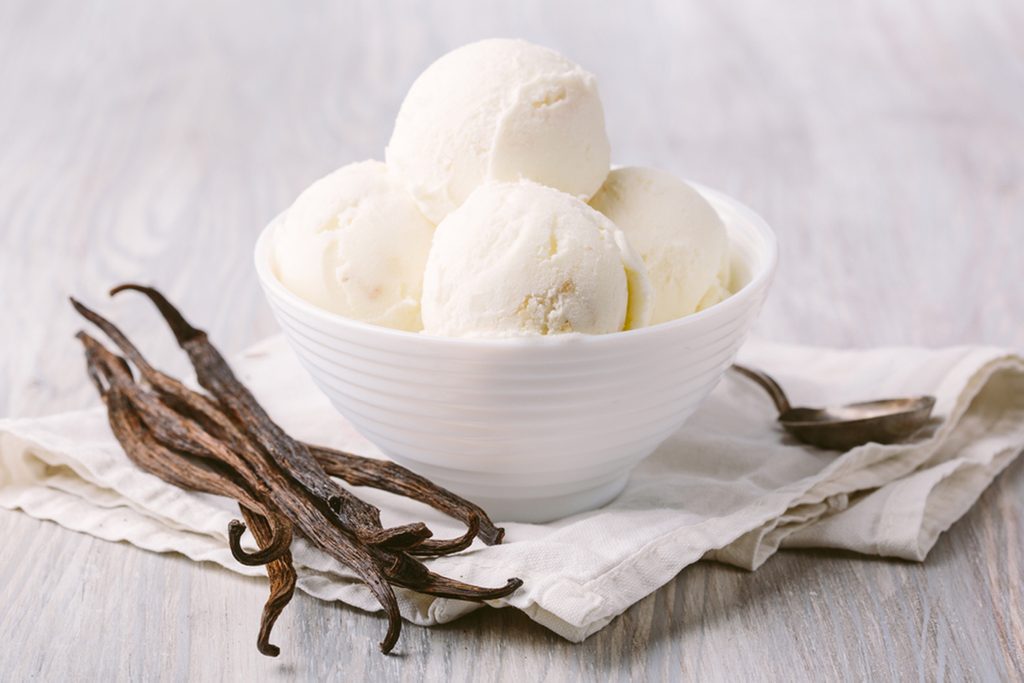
{"left": 733, "top": 365, "right": 936, "bottom": 451}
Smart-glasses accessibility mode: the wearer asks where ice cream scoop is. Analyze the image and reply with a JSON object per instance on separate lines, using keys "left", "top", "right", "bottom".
{"left": 386, "top": 38, "right": 611, "bottom": 224}
{"left": 271, "top": 160, "right": 434, "bottom": 332}
{"left": 421, "top": 180, "right": 651, "bottom": 337}
{"left": 590, "top": 167, "right": 730, "bottom": 324}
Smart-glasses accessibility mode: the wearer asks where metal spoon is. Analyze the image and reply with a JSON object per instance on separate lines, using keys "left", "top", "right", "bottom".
{"left": 731, "top": 364, "right": 936, "bottom": 451}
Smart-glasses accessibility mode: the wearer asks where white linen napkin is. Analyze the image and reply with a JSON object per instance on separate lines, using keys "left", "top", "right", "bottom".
{"left": 1, "top": 336, "right": 1022, "bottom": 642}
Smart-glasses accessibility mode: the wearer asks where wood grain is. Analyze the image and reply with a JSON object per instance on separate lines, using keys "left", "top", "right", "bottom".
{"left": 1, "top": 0, "right": 1021, "bottom": 680}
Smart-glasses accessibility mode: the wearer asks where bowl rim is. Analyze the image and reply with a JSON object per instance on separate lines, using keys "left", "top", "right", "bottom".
{"left": 254, "top": 181, "right": 778, "bottom": 348}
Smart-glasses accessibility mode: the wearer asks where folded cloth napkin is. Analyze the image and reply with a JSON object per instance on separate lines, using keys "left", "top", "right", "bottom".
{"left": 1, "top": 336, "right": 1022, "bottom": 642}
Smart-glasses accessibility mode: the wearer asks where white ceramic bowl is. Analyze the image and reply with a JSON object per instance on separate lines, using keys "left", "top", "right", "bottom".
{"left": 255, "top": 184, "right": 777, "bottom": 522}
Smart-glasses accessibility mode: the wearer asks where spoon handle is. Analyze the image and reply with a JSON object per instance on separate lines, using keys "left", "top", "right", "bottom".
{"left": 731, "top": 364, "right": 792, "bottom": 415}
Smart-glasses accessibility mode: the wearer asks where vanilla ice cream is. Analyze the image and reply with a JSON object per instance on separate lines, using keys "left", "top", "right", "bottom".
{"left": 696, "top": 248, "right": 733, "bottom": 312}
{"left": 590, "top": 167, "right": 730, "bottom": 323}
{"left": 272, "top": 160, "right": 434, "bottom": 331}
{"left": 421, "top": 181, "right": 651, "bottom": 337}
{"left": 386, "top": 39, "right": 611, "bottom": 224}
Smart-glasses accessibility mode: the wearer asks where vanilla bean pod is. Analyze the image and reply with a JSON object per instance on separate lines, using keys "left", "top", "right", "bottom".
{"left": 79, "top": 332, "right": 288, "bottom": 542}
{"left": 109, "top": 284, "right": 430, "bottom": 552}
{"left": 74, "top": 299, "right": 493, "bottom": 557}
{"left": 309, "top": 445, "right": 503, "bottom": 554}
{"left": 80, "top": 337, "right": 299, "bottom": 656}
{"left": 77, "top": 306, "right": 411, "bottom": 652}
{"left": 77, "top": 327, "right": 294, "bottom": 566}
{"left": 78, "top": 294, "right": 502, "bottom": 554}
{"left": 72, "top": 286, "right": 523, "bottom": 657}
{"left": 109, "top": 286, "right": 522, "bottom": 645}
{"left": 240, "top": 504, "right": 297, "bottom": 656}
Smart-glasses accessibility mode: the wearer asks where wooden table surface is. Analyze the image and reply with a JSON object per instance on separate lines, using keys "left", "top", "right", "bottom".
{"left": 1, "top": 1, "right": 1022, "bottom": 680}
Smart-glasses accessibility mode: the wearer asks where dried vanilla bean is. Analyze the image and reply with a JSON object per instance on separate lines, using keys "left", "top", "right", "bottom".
{"left": 310, "top": 445, "right": 504, "bottom": 554}
{"left": 72, "top": 286, "right": 522, "bottom": 657}
{"left": 109, "top": 284, "right": 430, "bottom": 552}
{"left": 79, "top": 316, "right": 408, "bottom": 651}
{"left": 78, "top": 328, "right": 294, "bottom": 566}
{"left": 240, "top": 504, "right": 296, "bottom": 656}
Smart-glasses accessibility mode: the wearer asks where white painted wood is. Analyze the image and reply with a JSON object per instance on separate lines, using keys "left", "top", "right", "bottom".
{"left": 1, "top": 1, "right": 1021, "bottom": 679}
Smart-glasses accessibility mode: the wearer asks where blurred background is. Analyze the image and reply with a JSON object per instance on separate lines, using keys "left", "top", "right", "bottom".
{"left": 1, "top": 1, "right": 1022, "bottom": 418}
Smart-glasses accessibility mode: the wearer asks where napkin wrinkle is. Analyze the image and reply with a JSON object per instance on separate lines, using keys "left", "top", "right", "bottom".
{"left": 1, "top": 336, "right": 1022, "bottom": 643}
